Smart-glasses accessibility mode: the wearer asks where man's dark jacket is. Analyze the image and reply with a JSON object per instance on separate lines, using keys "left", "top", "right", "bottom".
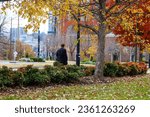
{"left": 56, "top": 48, "right": 68, "bottom": 65}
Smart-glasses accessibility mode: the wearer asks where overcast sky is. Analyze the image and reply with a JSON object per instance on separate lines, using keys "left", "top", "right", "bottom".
{"left": 4, "top": 9, "right": 48, "bottom": 34}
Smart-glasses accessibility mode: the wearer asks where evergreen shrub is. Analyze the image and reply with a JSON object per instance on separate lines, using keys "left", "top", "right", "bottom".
{"left": 0, "top": 62, "right": 147, "bottom": 87}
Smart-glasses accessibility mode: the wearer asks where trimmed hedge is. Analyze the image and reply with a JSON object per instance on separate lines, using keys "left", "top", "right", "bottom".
{"left": 30, "top": 58, "right": 45, "bottom": 62}
{"left": 85, "top": 62, "right": 148, "bottom": 77}
{"left": 0, "top": 62, "right": 148, "bottom": 87}
{"left": 104, "top": 63, "right": 118, "bottom": 77}
{"left": 0, "top": 65, "right": 86, "bottom": 87}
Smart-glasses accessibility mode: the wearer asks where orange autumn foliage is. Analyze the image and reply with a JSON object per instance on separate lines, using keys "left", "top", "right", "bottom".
{"left": 113, "top": 0, "right": 150, "bottom": 50}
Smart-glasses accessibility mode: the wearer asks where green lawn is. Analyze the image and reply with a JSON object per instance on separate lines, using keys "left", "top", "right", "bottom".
{"left": 0, "top": 77, "right": 150, "bottom": 100}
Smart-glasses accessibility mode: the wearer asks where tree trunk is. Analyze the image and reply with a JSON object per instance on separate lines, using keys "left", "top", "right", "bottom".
{"left": 70, "top": 52, "right": 74, "bottom": 61}
{"left": 94, "top": 23, "right": 106, "bottom": 80}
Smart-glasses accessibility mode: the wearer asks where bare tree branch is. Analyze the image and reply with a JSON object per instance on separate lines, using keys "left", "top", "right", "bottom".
{"left": 72, "top": 13, "right": 98, "bottom": 35}
{"left": 106, "top": 0, "right": 140, "bottom": 19}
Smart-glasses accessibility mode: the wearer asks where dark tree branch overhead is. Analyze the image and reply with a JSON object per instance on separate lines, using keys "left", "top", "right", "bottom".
{"left": 70, "top": 0, "right": 141, "bottom": 39}
{"left": 106, "top": 0, "right": 140, "bottom": 19}
{"left": 106, "top": 1, "right": 119, "bottom": 14}
{"left": 72, "top": 13, "right": 98, "bottom": 34}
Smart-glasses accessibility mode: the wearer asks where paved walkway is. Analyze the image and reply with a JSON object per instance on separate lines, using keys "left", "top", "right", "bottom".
{"left": 147, "top": 69, "right": 150, "bottom": 74}
{"left": 1, "top": 60, "right": 150, "bottom": 74}
{"left": 0, "top": 60, "right": 76, "bottom": 69}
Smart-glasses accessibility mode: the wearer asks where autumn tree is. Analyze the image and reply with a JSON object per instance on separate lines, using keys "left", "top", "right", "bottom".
{"left": 45, "top": 35, "right": 60, "bottom": 59}
{"left": 1, "top": 0, "right": 146, "bottom": 79}
{"left": 0, "top": 36, "right": 9, "bottom": 59}
{"left": 16, "top": 39, "right": 35, "bottom": 59}
{"left": 86, "top": 34, "right": 97, "bottom": 61}
{"left": 113, "top": 0, "right": 150, "bottom": 61}
{"left": 67, "top": 35, "right": 76, "bottom": 61}
{"left": 0, "top": 14, "right": 10, "bottom": 60}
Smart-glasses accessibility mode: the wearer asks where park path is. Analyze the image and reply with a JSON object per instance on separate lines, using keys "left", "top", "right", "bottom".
{"left": 0, "top": 60, "right": 76, "bottom": 69}
{"left": 0, "top": 60, "right": 150, "bottom": 74}
{"left": 147, "top": 69, "right": 150, "bottom": 74}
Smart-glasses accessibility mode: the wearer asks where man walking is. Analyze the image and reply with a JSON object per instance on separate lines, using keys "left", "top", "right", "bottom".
{"left": 56, "top": 44, "right": 68, "bottom": 65}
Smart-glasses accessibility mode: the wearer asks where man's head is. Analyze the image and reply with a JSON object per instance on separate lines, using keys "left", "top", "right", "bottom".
{"left": 61, "top": 44, "right": 65, "bottom": 48}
